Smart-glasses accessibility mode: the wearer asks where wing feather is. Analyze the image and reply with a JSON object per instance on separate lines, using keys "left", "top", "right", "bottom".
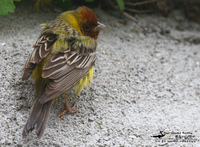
{"left": 22, "top": 33, "right": 57, "bottom": 81}
{"left": 39, "top": 41, "right": 96, "bottom": 104}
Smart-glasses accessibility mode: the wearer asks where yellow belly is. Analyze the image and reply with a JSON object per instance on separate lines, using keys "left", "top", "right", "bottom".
{"left": 73, "top": 66, "right": 94, "bottom": 98}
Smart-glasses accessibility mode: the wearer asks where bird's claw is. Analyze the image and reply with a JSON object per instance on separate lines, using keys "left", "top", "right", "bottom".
{"left": 57, "top": 102, "right": 78, "bottom": 118}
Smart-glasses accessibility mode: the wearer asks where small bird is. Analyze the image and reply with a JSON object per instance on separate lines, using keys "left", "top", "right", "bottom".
{"left": 22, "top": 6, "right": 108, "bottom": 139}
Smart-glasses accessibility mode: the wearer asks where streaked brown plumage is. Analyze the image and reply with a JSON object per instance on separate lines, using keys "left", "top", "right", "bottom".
{"left": 22, "top": 6, "right": 107, "bottom": 139}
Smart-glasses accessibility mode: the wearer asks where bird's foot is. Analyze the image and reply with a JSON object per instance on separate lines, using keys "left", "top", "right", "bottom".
{"left": 57, "top": 102, "right": 78, "bottom": 118}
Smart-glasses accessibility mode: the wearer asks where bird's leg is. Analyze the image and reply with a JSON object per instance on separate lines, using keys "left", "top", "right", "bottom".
{"left": 57, "top": 92, "right": 78, "bottom": 118}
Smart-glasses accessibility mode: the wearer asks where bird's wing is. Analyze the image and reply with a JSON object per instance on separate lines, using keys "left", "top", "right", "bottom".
{"left": 22, "top": 33, "right": 57, "bottom": 81}
{"left": 39, "top": 37, "right": 97, "bottom": 103}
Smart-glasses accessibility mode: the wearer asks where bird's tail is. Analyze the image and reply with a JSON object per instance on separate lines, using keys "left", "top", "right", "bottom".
{"left": 22, "top": 77, "right": 53, "bottom": 139}
{"left": 22, "top": 96, "right": 53, "bottom": 139}
{"left": 22, "top": 97, "right": 52, "bottom": 139}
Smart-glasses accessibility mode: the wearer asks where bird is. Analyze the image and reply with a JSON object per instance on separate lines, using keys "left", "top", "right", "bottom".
{"left": 22, "top": 6, "right": 108, "bottom": 139}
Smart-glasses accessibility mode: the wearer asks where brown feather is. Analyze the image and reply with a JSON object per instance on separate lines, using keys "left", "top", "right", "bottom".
{"left": 22, "top": 33, "right": 57, "bottom": 81}
{"left": 40, "top": 52, "right": 95, "bottom": 103}
{"left": 22, "top": 92, "right": 53, "bottom": 139}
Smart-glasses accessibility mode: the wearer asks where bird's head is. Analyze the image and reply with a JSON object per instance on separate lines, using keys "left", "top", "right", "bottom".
{"left": 76, "top": 7, "right": 108, "bottom": 39}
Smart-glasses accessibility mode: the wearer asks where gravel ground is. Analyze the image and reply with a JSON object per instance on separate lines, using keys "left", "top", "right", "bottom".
{"left": 0, "top": 3, "right": 200, "bottom": 147}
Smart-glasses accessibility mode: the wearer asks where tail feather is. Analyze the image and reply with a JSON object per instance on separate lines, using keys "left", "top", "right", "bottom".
{"left": 22, "top": 97, "right": 52, "bottom": 139}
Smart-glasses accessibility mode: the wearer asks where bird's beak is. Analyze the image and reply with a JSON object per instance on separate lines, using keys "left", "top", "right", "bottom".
{"left": 95, "top": 22, "right": 109, "bottom": 32}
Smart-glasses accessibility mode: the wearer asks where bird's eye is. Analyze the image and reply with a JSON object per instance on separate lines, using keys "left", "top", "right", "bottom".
{"left": 84, "top": 26, "right": 90, "bottom": 30}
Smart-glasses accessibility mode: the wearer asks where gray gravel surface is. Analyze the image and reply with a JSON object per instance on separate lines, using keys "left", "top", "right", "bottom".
{"left": 0, "top": 3, "right": 200, "bottom": 147}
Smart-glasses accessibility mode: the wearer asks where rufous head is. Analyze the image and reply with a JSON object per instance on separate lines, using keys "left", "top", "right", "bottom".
{"left": 77, "top": 7, "right": 108, "bottom": 39}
